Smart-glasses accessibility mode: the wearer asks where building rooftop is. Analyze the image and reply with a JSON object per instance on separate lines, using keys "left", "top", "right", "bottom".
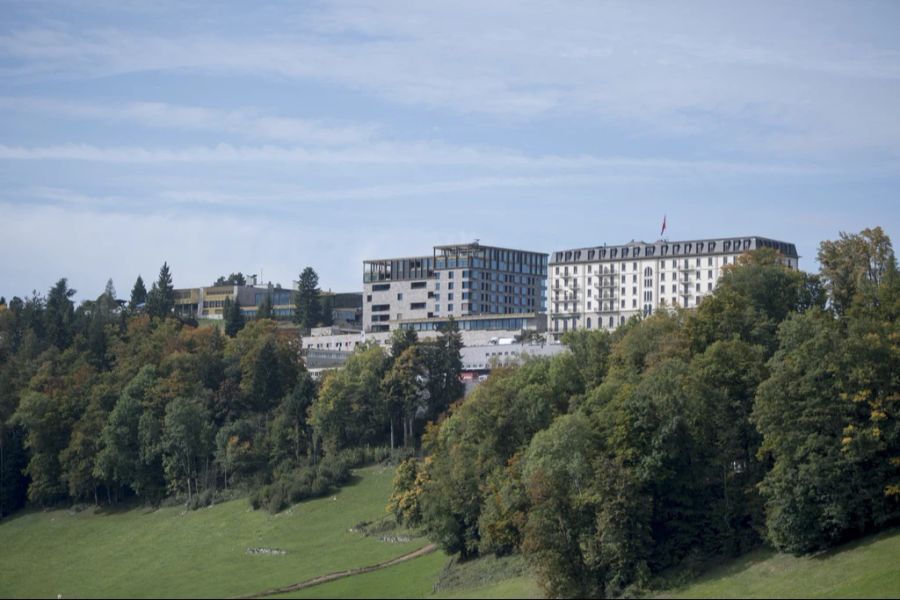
{"left": 550, "top": 236, "right": 798, "bottom": 265}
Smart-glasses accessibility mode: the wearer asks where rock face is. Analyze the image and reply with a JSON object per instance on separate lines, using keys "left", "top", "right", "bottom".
{"left": 246, "top": 547, "right": 287, "bottom": 556}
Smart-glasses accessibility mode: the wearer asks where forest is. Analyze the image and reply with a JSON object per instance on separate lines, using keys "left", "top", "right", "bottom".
{"left": 388, "top": 227, "right": 899, "bottom": 597}
{"left": 0, "top": 264, "right": 463, "bottom": 517}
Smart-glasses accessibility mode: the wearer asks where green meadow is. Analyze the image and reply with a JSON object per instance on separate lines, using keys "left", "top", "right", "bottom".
{"left": 1, "top": 463, "right": 897, "bottom": 599}
{"left": 0, "top": 466, "right": 428, "bottom": 599}
{"left": 659, "top": 527, "right": 900, "bottom": 599}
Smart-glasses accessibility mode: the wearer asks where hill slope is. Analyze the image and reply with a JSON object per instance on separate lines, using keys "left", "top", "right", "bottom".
{"left": 0, "top": 466, "right": 428, "bottom": 598}
{"left": 660, "top": 528, "right": 900, "bottom": 599}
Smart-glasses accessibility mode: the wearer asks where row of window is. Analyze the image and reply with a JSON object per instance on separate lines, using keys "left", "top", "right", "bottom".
{"left": 554, "top": 238, "right": 767, "bottom": 264}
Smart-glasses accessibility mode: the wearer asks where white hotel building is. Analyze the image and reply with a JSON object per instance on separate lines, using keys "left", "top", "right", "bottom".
{"left": 548, "top": 236, "right": 799, "bottom": 339}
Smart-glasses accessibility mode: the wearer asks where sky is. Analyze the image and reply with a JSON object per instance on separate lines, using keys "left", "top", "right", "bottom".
{"left": 1, "top": 0, "right": 899, "bottom": 300}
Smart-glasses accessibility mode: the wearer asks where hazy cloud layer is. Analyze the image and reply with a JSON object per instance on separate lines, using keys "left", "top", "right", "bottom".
{"left": 0, "top": 1, "right": 898, "bottom": 298}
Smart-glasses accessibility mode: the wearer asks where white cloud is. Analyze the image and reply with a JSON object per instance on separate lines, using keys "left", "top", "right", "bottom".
{"left": 0, "top": 97, "right": 376, "bottom": 145}
{"left": 2, "top": 3, "right": 899, "bottom": 160}
{"left": 0, "top": 141, "right": 822, "bottom": 176}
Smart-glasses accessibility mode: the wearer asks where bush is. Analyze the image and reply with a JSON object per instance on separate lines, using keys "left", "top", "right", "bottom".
{"left": 251, "top": 446, "right": 393, "bottom": 513}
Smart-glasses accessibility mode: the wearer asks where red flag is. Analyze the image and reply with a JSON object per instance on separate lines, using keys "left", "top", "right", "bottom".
{"left": 660, "top": 215, "right": 667, "bottom": 238}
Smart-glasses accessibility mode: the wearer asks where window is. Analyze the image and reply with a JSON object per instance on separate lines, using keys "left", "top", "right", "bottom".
{"left": 366, "top": 294, "right": 372, "bottom": 302}
{"left": 448, "top": 304, "right": 454, "bottom": 311}
{"left": 448, "top": 271, "right": 454, "bottom": 278}
{"left": 448, "top": 282, "right": 454, "bottom": 290}
{"left": 397, "top": 293, "right": 403, "bottom": 300}
{"left": 410, "top": 302, "right": 426, "bottom": 310}
{"left": 587, "top": 317, "right": 592, "bottom": 329}
{"left": 372, "top": 283, "right": 390, "bottom": 292}
{"left": 411, "top": 281, "right": 427, "bottom": 289}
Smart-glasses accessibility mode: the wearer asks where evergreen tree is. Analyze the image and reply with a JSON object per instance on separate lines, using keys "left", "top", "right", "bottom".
{"left": 257, "top": 293, "right": 274, "bottom": 320}
{"left": 129, "top": 275, "right": 147, "bottom": 310}
{"left": 45, "top": 278, "right": 76, "bottom": 350}
{"left": 146, "top": 263, "right": 175, "bottom": 318}
{"left": 294, "top": 267, "right": 321, "bottom": 330}
{"left": 223, "top": 297, "right": 245, "bottom": 337}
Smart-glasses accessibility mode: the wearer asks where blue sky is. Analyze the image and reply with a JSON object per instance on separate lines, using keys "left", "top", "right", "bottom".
{"left": 1, "top": 1, "right": 898, "bottom": 300}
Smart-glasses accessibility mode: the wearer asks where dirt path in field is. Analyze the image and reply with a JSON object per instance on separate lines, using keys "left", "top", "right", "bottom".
{"left": 236, "top": 543, "right": 439, "bottom": 598}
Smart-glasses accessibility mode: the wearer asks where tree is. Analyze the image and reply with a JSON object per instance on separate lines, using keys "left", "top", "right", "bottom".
{"left": 818, "top": 227, "right": 897, "bottom": 316}
{"left": 45, "top": 278, "right": 76, "bottom": 350}
{"left": 753, "top": 311, "right": 858, "bottom": 552}
{"left": 257, "top": 293, "right": 274, "bottom": 320}
{"left": 422, "top": 318, "right": 464, "bottom": 420}
{"left": 310, "top": 344, "right": 387, "bottom": 454}
{"left": 390, "top": 328, "right": 418, "bottom": 358}
{"left": 214, "top": 273, "right": 247, "bottom": 286}
{"left": 162, "top": 397, "right": 212, "bottom": 501}
{"left": 223, "top": 296, "right": 245, "bottom": 337}
{"left": 270, "top": 372, "right": 316, "bottom": 469}
{"left": 381, "top": 346, "right": 428, "bottom": 448}
{"left": 294, "top": 267, "right": 321, "bottom": 330}
{"left": 685, "top": 248, "right": 824, "bottom": 354}
{"left": 12, "top": 390, "right": 69, "bottom": 505}
{"left": 129, "top": 275, "right": 147, "bottom": 310}
{"left": 522, "top": 413, "right": 603, "bottom": 599}
{"left": 146, "top": 263, "right": 175, "bottom": 319}
{"left": 94, "top": 382, "right": 146, "bottom": 498}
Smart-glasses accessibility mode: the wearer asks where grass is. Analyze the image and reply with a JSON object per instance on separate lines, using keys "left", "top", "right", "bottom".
{"left": 0, "top": 466, "right": 428, "bottom": 599}
{"left": 2, "top": 462, "right": 897, "bottom": 600}
{"left": 276, "top": 548, "right": 542, "bottom": 599}
{"left": 276, "top": 550, "right": 451, "bottom": 599}
{"left": 659, "top": 527, "right": 900, "bottom": 599}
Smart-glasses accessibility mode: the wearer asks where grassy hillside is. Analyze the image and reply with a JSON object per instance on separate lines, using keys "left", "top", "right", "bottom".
{"left": 2, "top": 462, "right": 896, "bottom": 600}
{"left": 278, "top": 550, "right": 542, "bottom": 599}
{"left": 0, "top": 466, "right": 428, "bottom": 598}
{"left": 659, "top": 527, "right": 900, "bottom": 599}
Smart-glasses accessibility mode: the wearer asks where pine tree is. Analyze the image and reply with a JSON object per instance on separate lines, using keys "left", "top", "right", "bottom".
{"left": 129, "top": 275, "right": 147, "bottom": 310}
{"left": 146, "top": 263, "right": 175, "bottom": 319}
{"left": 45, "top": 278, "right": 76, "bottom": 350}
{"left": 294, "top": 267, "right": 321, "bottom": 330}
